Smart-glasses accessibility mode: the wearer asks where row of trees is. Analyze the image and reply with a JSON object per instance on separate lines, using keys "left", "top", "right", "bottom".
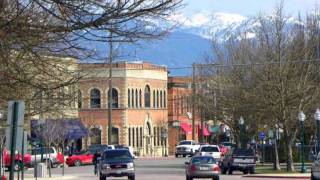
{"left": 200, "top": 4, "right": 320, "bottom": 171}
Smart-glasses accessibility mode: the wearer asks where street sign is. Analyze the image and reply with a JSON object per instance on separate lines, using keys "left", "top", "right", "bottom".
{"left": 259, "top": 132, "right": 265, "bottom": 140}
{"left": 268, "top": 129, "right": 274, "bottom": 138}
{"left": 6, "top": 101, "right": 24, "bottom": 126}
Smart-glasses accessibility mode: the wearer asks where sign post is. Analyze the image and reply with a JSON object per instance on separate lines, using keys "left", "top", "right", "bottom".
{"left": 259, "top": 132, "right": 265, "bottom": 166}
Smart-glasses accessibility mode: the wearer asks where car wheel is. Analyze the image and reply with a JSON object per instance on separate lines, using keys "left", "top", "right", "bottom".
{"left": 175, "top": 154, "right": 179, "bottom": 158}
{"left": 13, "top": 161, "right": 22, "bottom": 171}
{"left": 228, "top": 168, "right": 233, "bottom": 175}
{"left": 128, "top": 175, "right": 135, "bottom": 180}
{"left": 249, "top": 167, "right": 255, "bottom": 174}
{"left": 311, "top": 172, "right": 318, "bottom": 180}
{"left": 221, "top": 165, "right": 227, "bottom": 174}
{"left": 99, "top": 174, "right": 106, "bottom": 180}
{"left": 243, "top": 170, "right": 249, "bottom": 174}
{"left": 74, "top": 160, "right": 82, "bottom": 167}
{"left": 182, "top": 155, "right": 186, "bottom": 157}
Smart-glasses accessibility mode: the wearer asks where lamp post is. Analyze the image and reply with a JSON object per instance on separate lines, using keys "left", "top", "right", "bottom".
{"left": 314, "top": 109, "right": 320, "bottom": 155}
{"left": 239, "top": 116, "right": 245, "bottom": 148}
{"left": 298, "top": 111, "right": 307, "bottom": 173}
{"left": 0, "top": 109, "right": 3, "bottom": 178}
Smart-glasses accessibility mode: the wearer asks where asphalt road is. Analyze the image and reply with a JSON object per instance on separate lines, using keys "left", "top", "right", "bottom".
{"left": 20, "top": 157, "right": 303, "bottom": 180}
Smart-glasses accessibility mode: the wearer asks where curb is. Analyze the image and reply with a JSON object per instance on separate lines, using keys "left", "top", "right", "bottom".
{"left": 243, "top": 175, "right": 310, "bottom": 179}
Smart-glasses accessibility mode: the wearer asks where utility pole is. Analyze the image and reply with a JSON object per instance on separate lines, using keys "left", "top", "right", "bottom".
{"left": 200, "top": 64, "right": 204, "bottom": 143}
{"left": 192, "top": 63, "right": 196, "bottom": 141}
{"left": 108, "top": 30, "right": 113, "bottom": 145}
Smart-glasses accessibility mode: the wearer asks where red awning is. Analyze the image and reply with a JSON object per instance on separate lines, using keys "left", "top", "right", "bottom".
{"left": 180, "top": 122, "right": 192, "bottom": 135}
{"left": 198, "top": 125, "right": 210, "bottom": 136}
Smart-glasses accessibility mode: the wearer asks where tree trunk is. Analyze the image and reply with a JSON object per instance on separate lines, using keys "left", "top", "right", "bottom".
{"left": 286, "top": 137, "right": 295, "bottom": 172}
{"left": 273, "top": 139, "right": 281, "bottom": 170}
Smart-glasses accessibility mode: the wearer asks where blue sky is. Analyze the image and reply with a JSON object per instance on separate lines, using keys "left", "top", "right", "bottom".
{"left": 182, "top": 0, "right": 319, "bottom": 17}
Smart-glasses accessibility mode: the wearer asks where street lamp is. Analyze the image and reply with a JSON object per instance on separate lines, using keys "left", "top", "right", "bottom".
{"left": 314, "top": 109, "right": 320, "bottom": 155}
{"left": 298, "top": 111, "right": 307, "bottom": 173}
{"left": 239, "top": 116, "right": 245, "bottom": 148}
{"left": 0, "top": 109, "right": 3, "bottom": 178}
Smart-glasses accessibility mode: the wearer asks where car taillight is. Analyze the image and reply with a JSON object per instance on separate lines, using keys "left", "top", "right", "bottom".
{"left": 213, "top": 166, "right": 220, "bottom": 172}
{"left": 191, "top": 165, "right": 196, "bottom": 172}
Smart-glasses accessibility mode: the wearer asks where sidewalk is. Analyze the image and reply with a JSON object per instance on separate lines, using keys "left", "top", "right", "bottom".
{"left": 244, "top": 173, "right": 310, "bottom": 179}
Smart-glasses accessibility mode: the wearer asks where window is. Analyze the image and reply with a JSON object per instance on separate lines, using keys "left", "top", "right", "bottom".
{"left": 144, "top": 85, "right": 151, "bottom": 108}
{"left": 108, "top": 88, "right": 118, "bottom": 108}
{"left": 153, "top": 127, "right": 156, "bottom": 146}
{"left": 111, "top": 127, "right": 119, "bottom": 145}
{"left": 139, "top": 90, "right": 142, "bottom": 108}
{"left": 78, "top": 90, "right": 82, "bottom": 109}
{"left": 140, "top": 127, "right": 143, "bottom": 147}
{"left": 136, "top": 127, "right": 139, "bottom": 147}
{"left": 90, "top": 127, "right": 101, "bottom": 145}
{"left": 157, "top": 127, "right": 160, "bottom": 146}
{"left": 132, "top": 128, "right": 135, "bottom": 147}
{"left": 132, "top": 89, "right": 135, "bottom": 107}
{"left": 135, "top": 89, "right": 138, "bottom": 108}
{"left": 164, "top": 91, "right": 166, "bottom": 108}
{"left": 128, "top": 128, "right": 131, "bottom": 146}
{"left": 90, "top": 88, "right": 101, "bottom": 108}
{"left": 153, "top": 90, "right": 156, "bottom": 108}
{"left": 156, "top": 90, "right": 159, "bottom": 108}
{"left": 128, "top": 89, "right": 131, "bottom": 108}
{"left": 160, "top": 91, "right": 163, "bottom": 108}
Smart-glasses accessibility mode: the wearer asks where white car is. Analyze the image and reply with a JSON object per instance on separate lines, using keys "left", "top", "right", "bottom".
{"left": 198, "top": 145, "right": 221, "bottom": 162}
{"left": 311, "top": 152, "right": 320, "bottom": 180}
{"left": 175, "top": 140, "right": 200, "bottom": 157}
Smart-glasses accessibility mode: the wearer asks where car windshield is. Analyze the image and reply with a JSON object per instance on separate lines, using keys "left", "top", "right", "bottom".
{"left": 191, "top": 157, "right": 216, "bottom": 164}
{"left": 103, "top": 150, "right": 132, "bottom": 160}
{"left": 233, "top": 149, "right": 254, "bottom": 156}
{"left": 179, "top": 141, "right": 191, "bottom": 145}
{"left": 201, "top": 146, "right": 219, "bottom": 152}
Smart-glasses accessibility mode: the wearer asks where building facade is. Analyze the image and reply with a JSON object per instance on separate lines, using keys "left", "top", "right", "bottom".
{"left": 79, "top": 62, "right": 168, "bottom": 156}
{"left": 167, "top": 77, "right": 210, "bottom": 155}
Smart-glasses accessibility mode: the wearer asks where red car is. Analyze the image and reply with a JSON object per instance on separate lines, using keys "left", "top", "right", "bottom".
{"left": 3, "top": 149, "right": 32, "bottom": 170}
{"left": 66, "top": 151, "right": 93, "bottom": 166}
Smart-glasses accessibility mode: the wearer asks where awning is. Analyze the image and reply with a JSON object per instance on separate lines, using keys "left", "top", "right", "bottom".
{"left": 31, "top": 119, "right": 88, "bottom": 140}
{"left": 180, "top": 122, "right": 192, "bottom": 135}
{"left": 198, "top": 125, "right": 210, "bottom": 136}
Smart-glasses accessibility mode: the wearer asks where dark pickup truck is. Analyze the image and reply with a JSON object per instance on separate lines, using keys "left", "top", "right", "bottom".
{"left": 220, "top": 148, "right": 256, "bottom": 175}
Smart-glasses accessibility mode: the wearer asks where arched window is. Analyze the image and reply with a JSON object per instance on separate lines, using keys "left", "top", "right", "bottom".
{"left": 164, "top": 91, "right": 166, "bottom": 108}
{"left": 90, "top": 127, "right": 101, "bottom": 145}
{"left": 136, "top": 127, "right": 139, "bottom": 147}
{"left": 140, "top": 127, "right": 143, "bottom": 147}
{"left": 153, "top": 90, "right": 156, "bottom": 108}
{"left": 144, "top": 85, "right": 151, "bottom": 108}
{"left": 132, "top": 89, "right": 135, "bottom": 108}
{"left": 153, "top": 127, "right": 156, "bottom": 146}
{"left": 78, "top": 90, "right": 82, "bottom": 109}
{"left": 128, "top": 128, "right": 131, "bottom": 146}
{"left": 90, "top": 88, "right": 101, "bottom": 108}
{"left": 108, "top": 88, "right": 118, "bottom": 108}
{"left": 111, "top": 127, "right": 119, "bottom": 144}
{"left": 132, "top": 128, "right": 135, "bottom": 147}
{"left": 128, "top": 89, "right": 131, "bottom": 108}
{"left": 135, "top": 89, "right": 138, "bottom": 108}
{"left": 139, "top": 90, "right": 142, "bottom": 108}
{"left": 156, "top": 90, "right": 159, "bottom": 108}
{"left": 160, "top": 91, "right": 163, "bottom": 108}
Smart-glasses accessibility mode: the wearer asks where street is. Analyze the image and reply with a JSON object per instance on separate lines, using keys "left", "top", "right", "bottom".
{"left": 18, "top": 157, "right": 309, "bottom": 180}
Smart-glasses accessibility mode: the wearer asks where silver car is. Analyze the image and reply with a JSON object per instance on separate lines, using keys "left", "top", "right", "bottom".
{"left": 185, "top": 155, "right": 220, "bottom": 180}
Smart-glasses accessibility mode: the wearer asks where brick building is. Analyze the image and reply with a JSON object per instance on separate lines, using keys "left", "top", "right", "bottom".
{"left": 167, "top": 77, "right": 210, "bottom": 155}
{"left": 78, "top": 61, "right": 168, "bottom": 156}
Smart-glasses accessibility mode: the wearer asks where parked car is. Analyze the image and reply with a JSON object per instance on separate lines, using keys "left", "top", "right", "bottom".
{"left": 175, "top": 140, "right": 200, "bottom": 157}
{"left": 185, "top": 155, "right": 220, "bottom": 180}
{"left": 30, "top": 147, "right": 62, "bottom": 168}
{"left": 88, "top": 144, "right": 114, "bottom": 154}
{"left": 99, "top": 149, "right": 135, "bottom": 180}
{"left": 220, "top": 148, "right": 256, "bottom": 174}
{"left": 311, "top": 152, "right": 320, "bottom": 180}
{"left": 3, "top": 149, "right": 31, "bottom": 171}
{"left": 66, "top": 150, "right": 94, "bottom": 167}
{"left": 198, "top": 145, "right": 221, "bottom": 162}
